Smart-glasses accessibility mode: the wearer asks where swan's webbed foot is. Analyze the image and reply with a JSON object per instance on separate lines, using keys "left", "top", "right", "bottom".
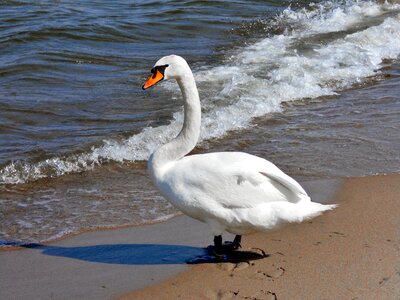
{"left": 212, "top": 235, "right": 242, "bottom": 259}
{"left": 188, "top": 235, "right": 264, "bottom": 264}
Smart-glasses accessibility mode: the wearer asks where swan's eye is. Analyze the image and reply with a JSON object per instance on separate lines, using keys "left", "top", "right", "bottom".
{"left": 155, "top": 64, "right": 169, "bottom": 75}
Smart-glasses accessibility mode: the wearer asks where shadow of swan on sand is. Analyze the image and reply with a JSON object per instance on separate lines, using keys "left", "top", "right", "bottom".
{"left": 1, "top": 240, "right": 267, "bottom": 265}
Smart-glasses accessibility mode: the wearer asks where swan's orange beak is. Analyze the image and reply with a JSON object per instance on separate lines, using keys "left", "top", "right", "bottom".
{"left": 142, "top": 69, "right": 164, "bottom": 90}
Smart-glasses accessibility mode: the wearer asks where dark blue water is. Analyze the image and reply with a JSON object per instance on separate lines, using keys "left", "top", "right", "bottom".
{"left": 1, "top": 0, "right": 399, "bottom": 243}
{"left": 0, "top": 0, "right": 286, "bottom": 168}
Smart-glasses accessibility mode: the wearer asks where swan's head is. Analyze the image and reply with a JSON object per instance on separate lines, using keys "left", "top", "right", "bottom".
{"left": 142, "top": 55, "right": 190, "bottom": 90}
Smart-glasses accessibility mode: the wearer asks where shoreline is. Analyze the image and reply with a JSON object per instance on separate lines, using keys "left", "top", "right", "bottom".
{"left": 0, "top": 212, "right": 182, "bottom": 252}
{"left": 1, "top": 175, "right": 399, "bottom": 299}
{"left": 0, "top": 177, "right": 340, "bottom": 299}
{"left": 0, "top": 177, "right": 342, "bottom": 252}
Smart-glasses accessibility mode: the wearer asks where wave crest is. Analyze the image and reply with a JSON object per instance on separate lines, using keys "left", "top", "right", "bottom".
{"left": 2, "top": 0, "right": 400, "bottom": 185}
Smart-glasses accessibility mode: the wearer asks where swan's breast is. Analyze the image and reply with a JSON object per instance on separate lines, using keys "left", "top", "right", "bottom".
{"left": 148, "top": 161, "right": 212, "bottom": 221}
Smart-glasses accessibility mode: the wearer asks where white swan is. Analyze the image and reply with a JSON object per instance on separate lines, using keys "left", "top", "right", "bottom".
{"left": 142, "top": 55, "right": 336, "bottom": 256}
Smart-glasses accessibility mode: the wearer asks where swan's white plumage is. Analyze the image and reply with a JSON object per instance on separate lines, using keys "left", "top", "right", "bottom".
{"left": 146, "top": 55, "right": 336, "bottom": 237}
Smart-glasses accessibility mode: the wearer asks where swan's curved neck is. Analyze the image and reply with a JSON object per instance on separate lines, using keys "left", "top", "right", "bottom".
{"left": 149, "top": 70, "right": 201, "bottom": 173}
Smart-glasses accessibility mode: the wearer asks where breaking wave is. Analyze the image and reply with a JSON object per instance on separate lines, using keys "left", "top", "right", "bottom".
{"left": 2, "top": 0, "right": 400, "bottom": 184}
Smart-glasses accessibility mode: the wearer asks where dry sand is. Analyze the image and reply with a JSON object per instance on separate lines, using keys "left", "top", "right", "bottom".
{"left": 119, "top": 174, "right": 400, "bottom": 300}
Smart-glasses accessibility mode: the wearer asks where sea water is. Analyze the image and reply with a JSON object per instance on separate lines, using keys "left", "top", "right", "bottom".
{"left": 1, "top": 0, "right": 399, "bottom": 244}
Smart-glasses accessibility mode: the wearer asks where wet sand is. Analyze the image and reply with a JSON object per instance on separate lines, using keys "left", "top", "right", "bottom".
{"left": 120, "top": 174, "right": 400, "bottom": 300}
{"left": 0, "top": 214, "right": 215, "bottom": 300}
{"left": 1, "top": 175, "right": 399, "bottom": 300}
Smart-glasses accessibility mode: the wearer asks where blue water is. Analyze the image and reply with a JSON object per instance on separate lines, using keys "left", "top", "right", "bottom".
{"left": 1, "top": 0, "right": 399, "bottom": 243}
{"left": 0, "top": 0, "right": 285, "bottom": 167}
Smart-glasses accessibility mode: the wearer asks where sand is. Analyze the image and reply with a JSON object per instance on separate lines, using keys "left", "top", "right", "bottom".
{"left": 1, "top": 175, "right": 399, "bottom": 300}
{"left": 0, "top": 214, "right": 219, "bottom": 299}
{"left": 119, "top": 174, "right": 400, "bottom": 300}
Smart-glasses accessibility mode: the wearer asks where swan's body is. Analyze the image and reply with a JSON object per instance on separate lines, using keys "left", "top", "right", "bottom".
{"left": 143, "top": 55, "right": 336, "bottom": 252}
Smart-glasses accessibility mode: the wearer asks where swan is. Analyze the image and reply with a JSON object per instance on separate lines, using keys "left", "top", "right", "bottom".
{"left": 142, "top": 55, "right": 336, "bottom": 257}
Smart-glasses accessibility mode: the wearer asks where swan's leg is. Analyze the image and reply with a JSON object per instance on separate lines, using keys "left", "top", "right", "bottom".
{"left": 222, "top": 235, "right": 242, "bottom": 250}
{"left": 213, "top": 235, "right": 224, "bottom": 258}
{"left": 214, "top": 235, "right": 222, "bottom": 250}
{"left": 232, "top": 235, "right": 242, "bottom": 250}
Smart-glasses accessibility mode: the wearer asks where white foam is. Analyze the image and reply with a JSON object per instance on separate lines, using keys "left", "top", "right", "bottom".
{"left": 1, "top": 0, "right": 400, "bottom": 184}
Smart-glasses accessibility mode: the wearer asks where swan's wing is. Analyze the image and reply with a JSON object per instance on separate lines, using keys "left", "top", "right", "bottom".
{"left": 230, "top": 153, "right": 309, "bottom": 202}
{"left": 259, "top": 170, "right": 308, "bottom": 199}
{"left": 168, "top": 152, "right": 309, "bottom": 210}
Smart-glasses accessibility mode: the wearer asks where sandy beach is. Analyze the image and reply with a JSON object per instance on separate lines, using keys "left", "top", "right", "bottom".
{"left": 1, "top": 174, "right": 399, "bottom": 300}
{"left": 0, "top": 213, "right": 214, "bottom": 299}
{"left": 120, "top": 174, "right": 400, "bottom": 300}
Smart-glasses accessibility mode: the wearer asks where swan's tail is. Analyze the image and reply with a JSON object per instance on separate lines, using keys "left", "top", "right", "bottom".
{"left": 279, "top": 201, "right": 337, "bottom": 223}
{"left": 231, "top": 201, "right": 337, "bottom": 232}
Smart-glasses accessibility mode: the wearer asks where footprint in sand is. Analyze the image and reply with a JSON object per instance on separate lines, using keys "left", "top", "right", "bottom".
{"left": 250, "top": 290, "right": 278, "bottom": 300}
{"left": 218, "top": 261, "right": 252, "bottom": 272}
{"left": 220, "top": 255, "right": 269, "bottom": 271}
{"left": 219, "top": 263, "right": 236, "bottom": 272}
{"left": 216, "top": 290, "right": 238, "bottom": 300}
{"left": 213, "top": 289, "right": 277, "bottom": 300}
{"left": 234, "top": 262, "right": 250, "bottom": 271}
{"left": 253, "top": 266, "right": 285, "bottom": 280}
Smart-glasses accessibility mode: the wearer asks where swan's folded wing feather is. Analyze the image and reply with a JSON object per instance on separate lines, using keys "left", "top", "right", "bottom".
{"left": 259, "top": 170, "right": 308, "bottom": 198}
{"left": 172, "top": 152, "right": 309, "bottom": 209}
{"left": 226, "top": 152, "right": 309, "bottom": 200}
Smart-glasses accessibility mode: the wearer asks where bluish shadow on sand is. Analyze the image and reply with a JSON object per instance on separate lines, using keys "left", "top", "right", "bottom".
{"left": 1, "top": 240, "right": 267, "bottom": 264}
{"left": 1, "top": 241, "right": 209, "bottom": 265}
